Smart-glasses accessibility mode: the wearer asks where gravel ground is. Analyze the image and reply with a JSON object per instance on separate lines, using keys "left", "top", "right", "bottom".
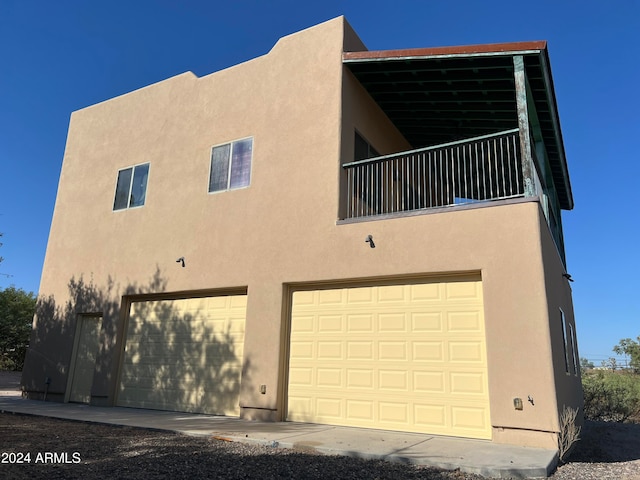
{"left": 1, "top": 414, "right": 639, "bottom": 480}
{"left": 0, "top": 413, "right": 482, "bottom": 480}
{"left": 1, "top": 372, "right": 639, "bottom": 479}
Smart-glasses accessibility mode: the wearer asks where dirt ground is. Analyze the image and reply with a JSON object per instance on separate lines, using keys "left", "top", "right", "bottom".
{"left": 1, "top": 371, "right": 639, "bottom": 479}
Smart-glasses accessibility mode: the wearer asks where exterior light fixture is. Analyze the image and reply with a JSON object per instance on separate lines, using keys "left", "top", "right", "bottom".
{"left": 176, "top": 257, "right": 185, "bottom": 267}
{"left": 513, "top": 398, "right": 523, "bottom": 410}
{"left": 563, "top": 273, "right": 573, "bottom": 282}
{"left": 365, "top": 235, "right": 375, "bottom": 248}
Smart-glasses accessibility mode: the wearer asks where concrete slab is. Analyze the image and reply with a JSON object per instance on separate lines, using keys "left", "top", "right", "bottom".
{"left": 0, "top": 395, "right": 558, "bottom": 478}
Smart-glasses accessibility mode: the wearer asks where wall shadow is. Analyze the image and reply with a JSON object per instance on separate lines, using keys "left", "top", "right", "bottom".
{"left": 118, "top": 294, "right": 249, "bottom": 415}
{"left": 21, "top": 275, "right": 120, "bottom": 400}
{"left": 21, "top": 269, "right": 251, "bottom": 417}
{"left": 567, "top": 419, "right": 640, "bottom": 463}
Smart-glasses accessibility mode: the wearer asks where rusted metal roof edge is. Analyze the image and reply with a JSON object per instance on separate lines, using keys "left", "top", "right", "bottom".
{"left": 343, "top": 41, "right": 547, "bottom": 62}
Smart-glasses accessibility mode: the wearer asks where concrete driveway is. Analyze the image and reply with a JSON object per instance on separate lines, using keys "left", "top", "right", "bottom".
{"left": 0, "top": 371, "right": 558, "bottom": 478}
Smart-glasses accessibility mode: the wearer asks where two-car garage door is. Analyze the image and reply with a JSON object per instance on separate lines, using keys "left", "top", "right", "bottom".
{"left": 287, "top": 278, "right": 491, "bottom": 439}
{"left": 117, "top": 295, "right": 246, "bottom": 415}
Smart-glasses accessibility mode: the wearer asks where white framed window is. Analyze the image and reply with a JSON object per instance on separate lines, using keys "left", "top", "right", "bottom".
{"left": 113, "top": 163, "right": 149, "bottom": 211}
{"left": 209, "top": 137, "right": 253, "bottom": 193}
{"left": 560, "top": 308, "right": 570, "bottom": 374}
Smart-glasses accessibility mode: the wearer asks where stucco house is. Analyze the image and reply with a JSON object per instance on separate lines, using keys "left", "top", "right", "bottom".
{"left": 22, "top": 16, "right": 581, "bottom": 450}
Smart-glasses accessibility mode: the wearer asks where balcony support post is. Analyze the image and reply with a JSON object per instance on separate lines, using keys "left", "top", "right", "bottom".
{"left": 513, "top": 55, "right": 536, "bottom": 198}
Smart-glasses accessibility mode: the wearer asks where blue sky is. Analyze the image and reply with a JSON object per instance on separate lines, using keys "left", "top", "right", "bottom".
{"left": 1, "top": 0, "right": 638, "bottom": 365}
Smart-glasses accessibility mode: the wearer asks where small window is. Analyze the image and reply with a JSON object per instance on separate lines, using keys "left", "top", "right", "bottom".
{"left": 560, "top": 309, "right": 570, "bottom": 374}
{"left": 569, "top": 323, "right": 579, "bottom": 375}
{"left": 354, "top": 131, "right": 379, "bottom": 161}
{"left": 209, "top": 138, "right": 253, "bottom": 193}
{"left": 113, "top": 163, "right": 149, "bottom": 211}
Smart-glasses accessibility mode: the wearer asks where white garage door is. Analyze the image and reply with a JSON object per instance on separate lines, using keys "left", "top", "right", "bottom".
{"left": 287, "top": 278, "right": 491, "bottom": 439}
{"left": 118, "top": 295, "right": 246, "bottom": 415}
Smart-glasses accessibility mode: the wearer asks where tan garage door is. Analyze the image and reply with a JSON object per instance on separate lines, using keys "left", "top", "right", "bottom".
{"left": 118, "top": 295, "right": 246, "bottom": 415}
{"left": 287, "top": 278, "right": 491, "bottom": 439}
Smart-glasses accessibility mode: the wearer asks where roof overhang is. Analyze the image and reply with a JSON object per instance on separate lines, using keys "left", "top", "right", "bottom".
{"left": 343, "top": 41, "right": 573, "bottom": 210}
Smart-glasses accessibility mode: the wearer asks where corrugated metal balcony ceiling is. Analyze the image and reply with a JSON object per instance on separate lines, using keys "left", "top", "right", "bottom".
{"left": 344, "top": 42, "right": 573, "bottom": 210}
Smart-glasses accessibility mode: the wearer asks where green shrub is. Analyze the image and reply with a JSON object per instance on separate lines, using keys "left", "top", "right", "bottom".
{"left": 582, "top": 370, "right": 640, "bottom": 422}
{"left": 0, "top": 286, "right": 36, "bottom": 371}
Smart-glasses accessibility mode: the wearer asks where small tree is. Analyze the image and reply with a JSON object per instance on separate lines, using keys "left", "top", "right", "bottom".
{"left": 601, "top": 357, "right": 618, "bottom": 371}
{"left": 0, "top": 286, "right": 36, "bottom": 370}
{"left": 580, "top": 357, "right": 594, "bottom": 373}
{"left": 613, "top": 337, "right": 640, "bottom": 373}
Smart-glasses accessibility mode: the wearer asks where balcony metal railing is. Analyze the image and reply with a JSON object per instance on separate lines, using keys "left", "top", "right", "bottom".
{"left": 343, "top": 128, "right": 524, "bottom": 219}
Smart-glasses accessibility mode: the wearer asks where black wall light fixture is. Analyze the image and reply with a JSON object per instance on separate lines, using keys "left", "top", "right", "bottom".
{"left": 365, "top": 235, "right": 375, "bottom": 248}
{"left": 176, "top": 257, "right": 185, "bottom": 267}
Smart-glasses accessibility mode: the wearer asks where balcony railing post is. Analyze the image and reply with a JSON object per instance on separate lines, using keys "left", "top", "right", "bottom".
{"left": 513, "top": 55, "right": 537, "bottom": 198}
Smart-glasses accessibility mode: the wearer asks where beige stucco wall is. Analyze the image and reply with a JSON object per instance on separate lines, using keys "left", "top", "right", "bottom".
{"left": 539, "top": 211, "right": 583, "bottom": 420}
{"left": 22, "top": 16, "right": 579, "bottom": 450}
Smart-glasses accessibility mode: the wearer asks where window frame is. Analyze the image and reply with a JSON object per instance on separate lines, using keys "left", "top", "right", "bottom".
{"left": 208, "top": 137, "right": 254, "bottom": 194}
{"left": 112, "top": 162, "right": 150, "bottom": 211}
{"left": 560, "top": 308, "right": 570, "bottom": 375}
{"left": 569, "top": 322, "right": 579, "bottom": 376}
{"left": 354, "top": 130, "right": 379, "bottom": 161}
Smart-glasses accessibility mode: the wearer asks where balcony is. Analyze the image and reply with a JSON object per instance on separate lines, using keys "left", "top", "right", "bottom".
{"left": 342, "top": 127, "right": 566, "bottom": 264}
{"left": 343, "top": 129, "right": 524, "bottom": 219}
{"left": 341, "top": 46, "right": 571, "bottom": 266}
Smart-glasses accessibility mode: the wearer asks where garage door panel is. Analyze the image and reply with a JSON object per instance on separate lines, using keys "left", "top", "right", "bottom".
{"left": 445, "top": 281, "right": 482, "bottom": 300}
{"left": 346, "top": 369, "right": 374, "bottom": 388}
{"left": 118, "top": 295, "right": 246, "bottom": 415}
{"left": 414, "top": 371, "right": 446, "bottom": 393}
{"left": 347, "top": 287, "right": 374, "bottom": 304}
{"left": 413, "top": 341, "right": 445, "bottom": 361}
{"left": 379, "top": 313, "right": 407, "bottom": 331}
{"left": 318, "top": 315, "right": 342, "bottom": 331}
{"left": 410, "top": 283, "right": 442, "bottom": 301}
{"left": 317, "top": 398, "right": 343, "bottom": 418}
{"left": 377, "top": 284, "right": 406, "bottom": 302}
{"left": 346, "top": 341, "right": 374, "bottom": 359}
{"left": 379, "top": 370, "right": 409, "bottom": 391}
{"left": 317, "top": 368, "right": 342, "bottom": 387}
{"left": 412, "top": 312, "right": 443, "bottom": 332}
{"left": 414, "top": 404, "right": 447, "bottom": 428}
{"left": 318, "top": 289, "right": 343, "bottom": 304}
{"left": 317, "top": 342, "right": 342, "bottom": 360}
{"left": 379, "top": 342, "right": 408, "bottom": 360}
{"left": 379, "top": 402, "right": 409, "bottom": 423}
{"left": 447, "top": 311, "right": 484, "bottom": 332}
{"left": 293, "top": 290, "right": 316, "bottom": 306}
{"left": 346, "top": 314, "right": 374, "bottom": 332}
{"left": 288, "top": 280, "right": 490, "bottom": 439}
{"left": 346, "top": 399, "right": 375, "bottom": 421}
{"left": 450, "top": 372, "right": 487, "bottom": 395}
{"left": 290, "top": 341, "right": 314, "bottom": 359}
{"left": 451, "top": 405, "right": 490, "bottom": 431}
{"left": 292, "top": 315, "right": 314, "bottom": 332}
{"left": 289, "top": 367, "right": 313, "bottom": 386}
{"left": 448, "top": 341, "right": 485, "bottom": 362}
